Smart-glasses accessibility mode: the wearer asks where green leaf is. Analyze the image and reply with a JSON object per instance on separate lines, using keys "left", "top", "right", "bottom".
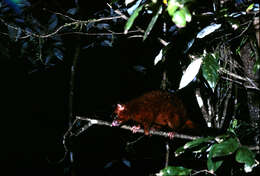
{"left": 196, "top": 24, "right": 221, "bottom": 39}
{"left": 179, "top": 58, "right": 203, "bottom": 89}
{"left": 172, "top": 9, "right": 186, "bottom": 28}
{"left": 143, "top": 5, "right": 162, "bottom": 41}
{"left": 211, "top": 137, "right": 240, "bottom": 158}
{"left": 124, "top": 4, "right": 144, "bottom": 34}
{"left": 167, "top": 0, "right": 179, "bottom": 17}
{"left": 159, "top": 166, "right": 192, "bottom": 176}
{"left": 207, "top": 137, "right": 240, "bottom": 172}
{"left": 235, "top": 146, "right": 255, "bottom": 167}
{"left": 246, "top": 3, "right": 254, "bottom": 12}
{"left": 185, "top": 137, "right": 214, "bottom": 149}
{"left": 207, "top": 153, "right": 223, "bottom": 173}
{"left": 175, "top": 137, "right": 214, "bottom": 156}
{"left": 175, "top": 146, "right": 185, "bottom": 157}
{"left": 227, "top": 119, "right": 238, "bottom": 134}
{"left": 194, "top": 145, "right": 210, "bottom": 153}
{"left": 202, "top": 53, "right": 219, "bottom": 91}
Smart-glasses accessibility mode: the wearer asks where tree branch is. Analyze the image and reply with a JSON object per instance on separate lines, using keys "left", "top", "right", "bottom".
{"left": 75, "top": 116, "right": 200, "bottom": 140}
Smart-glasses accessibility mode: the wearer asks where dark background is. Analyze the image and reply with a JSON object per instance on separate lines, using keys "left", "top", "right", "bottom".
{"left": 1, "top": 0, "right": 258, "bottom": 176}
{"left": 0, "top": 40, "right": 204, "bottom": 176}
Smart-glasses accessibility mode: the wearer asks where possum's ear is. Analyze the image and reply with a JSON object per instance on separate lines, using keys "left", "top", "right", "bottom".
{"left": 117, "top": 104, "right": 125, "bottom": 111}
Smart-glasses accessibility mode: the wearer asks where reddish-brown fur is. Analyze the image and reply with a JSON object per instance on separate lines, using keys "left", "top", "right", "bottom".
{"left": 113, "top": 90, "right": 196, "bottom": 136}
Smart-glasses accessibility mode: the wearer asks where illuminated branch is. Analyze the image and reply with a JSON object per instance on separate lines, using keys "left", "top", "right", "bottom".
{"left": 74, "top": 116, "right": 200, "bottom": 140}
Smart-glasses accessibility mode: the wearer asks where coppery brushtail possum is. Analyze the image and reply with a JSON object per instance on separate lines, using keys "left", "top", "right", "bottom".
{"left": 112, "top": 90, "right": 199, "bottom": 138}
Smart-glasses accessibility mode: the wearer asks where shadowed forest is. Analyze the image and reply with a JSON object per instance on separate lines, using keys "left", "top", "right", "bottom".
{"left": 0, "top": 0, "right": 259, "bottom": 175}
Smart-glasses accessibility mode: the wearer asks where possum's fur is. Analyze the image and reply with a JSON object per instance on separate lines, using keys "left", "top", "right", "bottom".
{"left": 112, "top": 90, "right": 197, "bottom": 135}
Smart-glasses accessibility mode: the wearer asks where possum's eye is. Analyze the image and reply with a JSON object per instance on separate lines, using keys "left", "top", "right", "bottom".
{"left": 117, "top": 104, "right": 125, "bottom": 111}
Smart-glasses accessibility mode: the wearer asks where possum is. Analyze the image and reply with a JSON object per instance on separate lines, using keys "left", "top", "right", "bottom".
{"left": 112, "top": 90, "right": 198, "bottom": 138}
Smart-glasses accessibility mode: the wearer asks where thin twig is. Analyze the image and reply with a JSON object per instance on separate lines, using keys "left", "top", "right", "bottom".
{"left": 219, "top": 67, "right": 260, "bottom": 91}
{"left": 0, "top": 15, "right": 124, "bottom": 39}
{"left": 165, "top": 142, "right": 170, "bottom": 168}
{"left": 192, "top": 169, "right": 216, "bottom": 176}
{"left": 58, "top": 29, "right": 142, "bottom": 36}
{"left": 226, "top": 20, "right": 253, "bottom": 44}
{"left": 219, "top": 67, "right": 247, "bottom": 81}
{"left": 66, "top": 43, "right": 81, "bottom": 164}
{"left": 50, "top": 118, "right": 79, "bottom": 164}
{"left": 221, "top": 76, "right": 243, "bottom": 85}
{"left": 126, "top": 135, "right": 145, "bottom": 146}
{"left": 219, "top": 84, "right": 232, "bottom": 129}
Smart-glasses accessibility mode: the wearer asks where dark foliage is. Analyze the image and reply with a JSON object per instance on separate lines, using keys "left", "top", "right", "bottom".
{"left": 0, "top": 0, "right": 259, "bottom": 175}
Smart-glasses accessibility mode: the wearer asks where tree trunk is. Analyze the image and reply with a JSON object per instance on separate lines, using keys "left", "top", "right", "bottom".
{"left": 240, "top": 41, "right": 260, "bottom": 145}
